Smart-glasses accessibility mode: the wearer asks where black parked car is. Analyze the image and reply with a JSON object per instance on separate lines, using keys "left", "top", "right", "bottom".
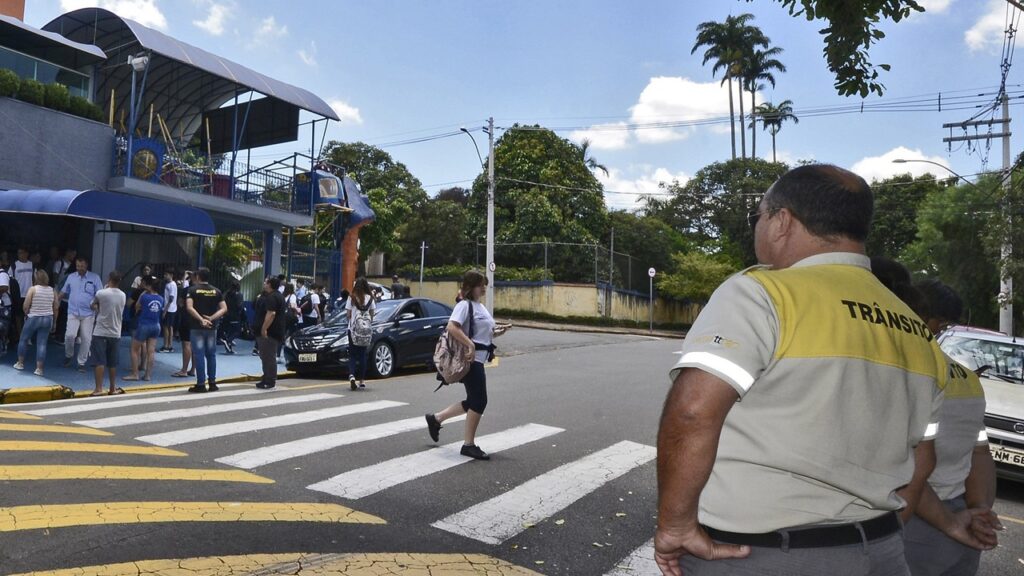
{"left": 283, "top": 297, "right": 453, "bottom": 378}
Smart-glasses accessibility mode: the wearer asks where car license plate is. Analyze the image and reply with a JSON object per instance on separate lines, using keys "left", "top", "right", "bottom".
{"left": 298, "top": 353, "right": 317, "bottom": 363}
{"left": 991, "top": 444, "right": 1024, "bottom": 468}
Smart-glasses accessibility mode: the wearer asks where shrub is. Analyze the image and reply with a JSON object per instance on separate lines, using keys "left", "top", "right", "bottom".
{"left": 0, "top": 69, "right": 18, "bottom": 98}
{"left": 396, "top": 264, "right": 549, "bottom": 282}
{"left": 43, "top": 83, "right": 70, "bottom": 112}
{"left": 68, "top": 95, "right": 105, "bottom": 122}
{"left": 16, "top": 78, "right": 44, "bottom": 106}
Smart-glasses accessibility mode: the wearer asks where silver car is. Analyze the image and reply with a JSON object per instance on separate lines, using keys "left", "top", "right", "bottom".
{"left": 938, "top": 326, "right": 1024, "bottom": 482}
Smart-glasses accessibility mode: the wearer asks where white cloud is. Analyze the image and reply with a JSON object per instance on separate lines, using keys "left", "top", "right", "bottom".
{"left": 966, "top": 0, "right": 1006, "bottom": 52}
{"left": 572, "top": 76, "right": 761, "bottom": 150}
{"left": 328, "top": 98, "right": 363, "bottom": 125}
{"left": 298, "top": 41, "right": 318, "bottom": 67}
{"left": 193, "top": 2, "right": 230, "bottom": 36}
{"left": 918, "top": 0, "right": 954, "bottom": 14}
{"left": 597, "top": 166, "right": 688, "bottom": 210}
{"left": 570, "top": 122, "right": 631, "bottom": 151}
{"left": 248, "top": 15, "right": 288, "bottom": 48}
{"left": 60, "top": 0, "right": 167, "bottom": 30}
{"left": 850, "top": 146, "right": 950, "bottom": 183}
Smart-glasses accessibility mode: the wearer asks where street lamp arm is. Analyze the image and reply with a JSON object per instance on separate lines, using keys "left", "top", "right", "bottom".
{"left": 891, "top": 158, "right": 973, "bottom": 187}
{"left": 460, "top": 128, "right": 485, "bottom": 167}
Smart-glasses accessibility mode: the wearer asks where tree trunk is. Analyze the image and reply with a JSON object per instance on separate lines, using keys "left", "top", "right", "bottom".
{"left": 737, "top": 81, "right": 746, "bottom": 159}
{"left": 771, "top": 131, "right": 777, "bottom": 163}
{"left": 750, "top": 89, "right": 757, "bottom": 159}
{"left": 727, "top": 75, "right": 736, "bottom": 160}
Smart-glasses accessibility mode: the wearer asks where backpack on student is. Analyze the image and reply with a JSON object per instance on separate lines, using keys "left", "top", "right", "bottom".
{"left": 299, "top": 293, "right": 313, "bottom": 314}
{"left": 349, "top": 297, "right": 373, "bottom": 347}
{"left": 433, "top": 301, "right": 475, "bottom": 389}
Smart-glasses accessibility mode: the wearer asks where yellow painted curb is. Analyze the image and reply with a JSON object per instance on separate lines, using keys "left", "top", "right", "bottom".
{"left": 0, "top": 423, "right": 112, "bottom": 436}
{"left": 70, "top": 372, "right": 298, "bottom": 397}
{"left": 0, "top": 441, "right": 185, "bottom": 456}
{"left": 0, "top": 465, "right": 272, "bottom": 483}
{"left": 9, "top": 552, "right": 542, "bottom": 575}
{"left": 0, "top": 502, "right": 385, "bottom": 532}
{"left": 0, "top": 386, "right": 74, "bottom": 405}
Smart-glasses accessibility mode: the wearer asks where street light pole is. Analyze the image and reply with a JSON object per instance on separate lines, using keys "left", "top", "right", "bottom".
{"left": 460, "top": 121, "right": 496, "bottom": 312}
{"left": 893, "top": 157, "right": 1013, "bottom": 335}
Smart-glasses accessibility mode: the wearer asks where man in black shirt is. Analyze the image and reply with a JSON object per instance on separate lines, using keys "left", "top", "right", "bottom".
{"left": 219, "top": 281, "right": 244, "bottom": 354}
{"left": 185, "top": 268, "right": 226, "bottom": 393}
{"left": 391, "top": 275, "right": 405, "bottom": 300}
{"left": 255, "top": 276, "right": 286, "bottom": 389}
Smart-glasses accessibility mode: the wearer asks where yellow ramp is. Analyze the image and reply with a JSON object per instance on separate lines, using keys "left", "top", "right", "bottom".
{"left": 0, "top": 502, "right": 385, "bottom": 532}
{"left": 0, "top": 441, "right": 185, "bottom": 456}
{"left": 10, "top": 552, "right": 540, "bottom": 575}
{"left": 0, "top": 410, "right": 41, "bottom": 420}
{"left": 0, "top": 423, "right": 112, "bottom": 436}
{"left": 0, "top": 465, "right": 270, "bottom": 483}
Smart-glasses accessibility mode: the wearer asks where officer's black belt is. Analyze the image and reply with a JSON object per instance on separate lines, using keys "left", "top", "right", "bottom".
{"left": 703, "top": 511, "right": 900, "bottom": 549}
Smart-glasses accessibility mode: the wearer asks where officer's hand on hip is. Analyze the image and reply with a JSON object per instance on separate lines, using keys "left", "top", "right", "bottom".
{"left": 654, "top": 525, "right": 750, "bottom": 576}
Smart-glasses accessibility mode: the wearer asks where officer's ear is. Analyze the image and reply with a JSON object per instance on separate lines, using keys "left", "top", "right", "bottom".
{"left": 766, "top": 207, "right": 797, "bottom": 240}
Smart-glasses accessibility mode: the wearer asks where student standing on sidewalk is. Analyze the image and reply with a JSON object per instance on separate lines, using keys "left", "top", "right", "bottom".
{"left": 15, "top": 269, "right": 57, "bottom": 376}
{"left": 425, "top": 270, "right": 506, "bottom": 460}
{"left": 185, "top": 268, "right": 226, "bottom": 394}
{"left": 89, "top": 271, "right": 126, "bottom": 396}
{"left": 126, "top": 276, "right": 162, "bottom": 382}
{"left": 61, "top": 257, "right": 102, "bottom": 371}
{"left": 254, "top": 276, "right": 285, "bottom": 389}
{"left": 160, "top": 268, "right": 177, "bottom": 352}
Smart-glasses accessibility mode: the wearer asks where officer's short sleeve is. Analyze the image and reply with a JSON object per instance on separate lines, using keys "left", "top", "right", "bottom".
{"left": 923, "top": 387, "right": 944, "bottom": 441}
{"left": 670, "top": 273, "right": 777, "bottom": 398}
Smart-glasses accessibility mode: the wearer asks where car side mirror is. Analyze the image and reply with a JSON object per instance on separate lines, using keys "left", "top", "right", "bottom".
{"left": 397, "top": 312, "right": 415, "bottom": 322}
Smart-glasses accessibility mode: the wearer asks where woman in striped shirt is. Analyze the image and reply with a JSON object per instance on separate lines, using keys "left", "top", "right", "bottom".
{"left": 15, "top": 270, "right": 58, "bottom": 376}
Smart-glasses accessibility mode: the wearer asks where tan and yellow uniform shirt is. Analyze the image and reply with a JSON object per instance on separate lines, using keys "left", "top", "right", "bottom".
{"left": 670, "top": 252, "right": 946, "bottom": 533}
{"left": 930, "top": 356, "right": 987, "bottom": 501}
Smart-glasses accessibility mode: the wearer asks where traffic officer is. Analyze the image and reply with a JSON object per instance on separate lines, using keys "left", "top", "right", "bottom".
{"left": 904, "top": 278, "right": 1000, "bottom": 575}
{"left": 655, "top": 164, "right": 947, "bottom": 576}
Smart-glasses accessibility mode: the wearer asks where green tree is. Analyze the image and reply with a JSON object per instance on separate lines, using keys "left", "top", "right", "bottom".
{"left": 357, "top": 188, "right": 412, "bottom": 263}
{"left": 394, "top": 198, "right": 470, "bottom": 270}
{"left": 753, "top": 100, "right": 798, "bottom": 163}
{"left": 605, "top": 211, "right": 688, "bottom": 290}
{"left": 865, "top": 173, "right": 942, "bottom": 260}
{"left": 750, "top": 0, "right": 924, "bottom": 97}
{"left": 579, "top": 138, "right": 609, "bottom": 176}
{"left": 204, "top": 233, "right": 254, "bottom": 289}
{"left": 692, "top": 14, "right": 767, "bottom": 160}
{"left": 657, "top": 251, "right": 739, "bottom": 303}
{"left": 743, "top": 46, "right": 786, "bottom": 159}
{"left": 467, "top": 126, "right": 608, "bottom": 281}
{"left": 645, "top": 158, "right": 788, "bottom": 266}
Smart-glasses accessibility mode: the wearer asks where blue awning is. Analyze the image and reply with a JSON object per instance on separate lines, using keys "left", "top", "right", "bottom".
{"left": 0, "top": 189, "right": 215, "bottom": 236}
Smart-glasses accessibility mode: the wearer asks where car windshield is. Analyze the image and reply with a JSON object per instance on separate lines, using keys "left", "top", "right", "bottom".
{"left": 322, "top": 299, "right": 401, "bottom": 327}
{"left": 941, "top": 334, "right": 1024, "bottom": 381}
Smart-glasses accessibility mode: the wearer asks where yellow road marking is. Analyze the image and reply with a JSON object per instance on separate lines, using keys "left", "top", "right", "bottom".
{"left": 0, "top": 410, "right": 40, "bottom": 420}
{"left": 285, "top": 382, "right": 343, "bottom": 391}
{"left": 10, "top": 552, "right": 539, "bottom": 575}
{"left": 0, "top": 502, "right": 384, "bottom": 532}
{"left": 998, "top": 513, "right": 1024, "bottom": 525}
{"left": 0, "top": 441, "right": 185, "bottom": 456}
{"left": 0, "top": 465, "right": 272, "bottom": 483}
{"left": 0, "top": 423, "right": 112, "bottom": 436}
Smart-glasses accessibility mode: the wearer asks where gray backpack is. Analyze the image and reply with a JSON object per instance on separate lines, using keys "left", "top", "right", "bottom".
{"left": 350, "top": 298, "right": 373, "bottom": 347}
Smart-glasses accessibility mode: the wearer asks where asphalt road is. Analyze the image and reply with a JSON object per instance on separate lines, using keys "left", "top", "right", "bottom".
{"left": 0, "top": 327, "right": 1020, "bottom": 575}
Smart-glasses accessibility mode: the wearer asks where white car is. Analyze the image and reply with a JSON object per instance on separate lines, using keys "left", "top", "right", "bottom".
{"left": 938, "top": 325, "right": 1024, "bottom": 481}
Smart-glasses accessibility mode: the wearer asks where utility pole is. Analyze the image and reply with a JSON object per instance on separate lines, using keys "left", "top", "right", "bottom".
{"left": 942, "top": 101, "right": 1014, "bottom": 335}
{"left": 1001, "top": 91, "right": 1014, "bottom": 336}
{"left": 419, "top": 241, "right": 427, "bottom": 298}
{"left": 486, "top": 117, "right": 496, "bottom": 313}
{"left": 608, "top": 228, "right": 614, "bottom": 318}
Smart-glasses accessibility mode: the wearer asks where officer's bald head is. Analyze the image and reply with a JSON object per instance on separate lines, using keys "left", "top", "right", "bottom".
{"left": 764, "top": 164, "right": 873, "bottom": 243}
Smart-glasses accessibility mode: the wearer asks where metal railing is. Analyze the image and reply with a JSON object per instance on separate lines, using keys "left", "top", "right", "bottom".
{"left": 112, "top": 140, "right": 315, "bottom": 215}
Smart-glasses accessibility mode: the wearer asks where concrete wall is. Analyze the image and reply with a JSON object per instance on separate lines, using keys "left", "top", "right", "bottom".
{"left": 0, "top": 96, "right": 114, "bottom": 191}
{"left": 378, "top": 278, "right": 701, "bottom": 326}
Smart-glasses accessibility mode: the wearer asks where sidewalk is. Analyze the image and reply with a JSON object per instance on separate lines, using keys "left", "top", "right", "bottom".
{"left": 507, "top": 319, "right": 685, "bottom": 339}
{"left": 0, "top": 334, "right": 272, "bottom": 392}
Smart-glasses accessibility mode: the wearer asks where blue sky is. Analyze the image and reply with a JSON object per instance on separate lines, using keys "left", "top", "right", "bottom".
{"left": 23, "top": 0, "right": 1024, "bottom": 210}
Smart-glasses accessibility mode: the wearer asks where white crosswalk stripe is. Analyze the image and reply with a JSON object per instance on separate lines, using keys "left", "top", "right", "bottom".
{"left": 72, "top": 393, "right": 342, "bottom": 428}
{"left": 605, "top": 539, "right": 658, "bottom": 576}
{"left": 432, "top": 440, "right": 655, "bottom": 544}
{"left": 2, "top": 384, "right": 247, "bottom": 408}
{"left": 307, "top": 423, "right": 564, "bottom": 500}
{"left": 25, "top": 388, "right": 270, "bottom": 416}
{"left": 136, "top": 400, "right": 407, "bottom": 446}
{"left": 218, "top": 414, "right": 467, "bottom": 469}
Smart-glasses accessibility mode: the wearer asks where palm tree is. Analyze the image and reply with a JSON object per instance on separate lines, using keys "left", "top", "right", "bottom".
{"left": 579, "top": 138, "right": 609, "bottom": 177}
{"left": 692, "top": 14, "right": 767, "bottom": 160}
{"left": 753, "top": 100, "right": 798, "bottom": 163}
{"left": 743, "top": 46, "right": 786, "bottom": 159}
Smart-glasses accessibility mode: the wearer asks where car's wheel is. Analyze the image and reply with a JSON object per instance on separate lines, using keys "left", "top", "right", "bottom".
{"left": 371, "top": 341, "right": 396, "bottom": 378}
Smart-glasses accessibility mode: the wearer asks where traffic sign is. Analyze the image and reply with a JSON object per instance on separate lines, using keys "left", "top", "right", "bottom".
{"left": 489, "top": 262, "right": 496, "bottom": 272}
{"left": 648, "top": 267, "right": 656, "bottom": 278}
